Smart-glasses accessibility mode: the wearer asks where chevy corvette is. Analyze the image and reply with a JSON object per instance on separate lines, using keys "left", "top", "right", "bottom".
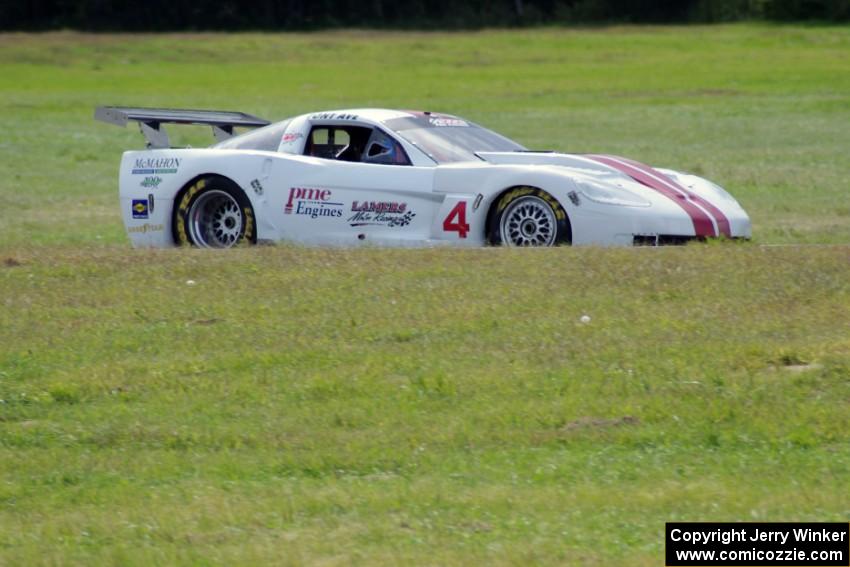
{"left": 96, "top": 106, "right": 751, "bottom": 248}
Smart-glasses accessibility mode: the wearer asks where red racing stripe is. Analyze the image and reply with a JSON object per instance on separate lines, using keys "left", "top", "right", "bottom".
{"left": 617, "top": 157, "right": 732, "bottom": 238}
{"left": 586, "top": 154, "right": 717, "bottom": 238}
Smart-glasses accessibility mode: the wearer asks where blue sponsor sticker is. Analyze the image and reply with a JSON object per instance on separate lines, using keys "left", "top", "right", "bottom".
{"left": 132, "top": 199, "right": 149, "bottom": 219}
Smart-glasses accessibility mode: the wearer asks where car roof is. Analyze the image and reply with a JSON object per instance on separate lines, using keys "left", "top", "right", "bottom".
{"left": 300, "top": 108, "right": 464, "bottom": 126}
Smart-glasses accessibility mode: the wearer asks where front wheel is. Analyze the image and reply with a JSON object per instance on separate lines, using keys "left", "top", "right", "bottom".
{"left": 488, "top": 187, "right": 570, "bottom": 246}
{"left": 174, "top": 177, "right": 256, "bottom": 248}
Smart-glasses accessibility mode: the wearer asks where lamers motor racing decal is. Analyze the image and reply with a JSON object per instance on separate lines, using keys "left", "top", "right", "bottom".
{"left": 348, "top": 201, "right": 415, "bottom": 228}
{"left": 284, "top": 187, "right": 343, "bottom": 219}
{"left": 352, "top": 201, "right": 407, "bottom": 214}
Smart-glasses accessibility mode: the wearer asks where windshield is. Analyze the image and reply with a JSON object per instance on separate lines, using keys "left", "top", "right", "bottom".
{"left": 384, "top": 115, "right": 525, "bottom": 164}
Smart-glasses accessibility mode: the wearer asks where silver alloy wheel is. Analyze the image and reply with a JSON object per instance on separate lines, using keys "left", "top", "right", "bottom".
{"left": 187, "top": 189, "right": 243, "bottom": 248}
{"left": 499, "top": 196, "right": 557, "bottom": 246}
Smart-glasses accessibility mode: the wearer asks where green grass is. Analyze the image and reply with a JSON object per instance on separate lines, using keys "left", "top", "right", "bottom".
{"left": 1, "top": 26, "right": 849, "bottom": 565}
{"left": 1, "top": 25, "right": 850, "bottom": 246}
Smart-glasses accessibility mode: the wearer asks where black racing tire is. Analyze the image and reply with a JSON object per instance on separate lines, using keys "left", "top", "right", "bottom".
{"left": 488, "top": 187, "right": 571, "bottom": 246}
{"left": 173, "top": 177, "right": 256, "bottom": 248}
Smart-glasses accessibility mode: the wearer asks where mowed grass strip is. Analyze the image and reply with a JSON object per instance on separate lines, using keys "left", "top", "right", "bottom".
{"left": 1, "top": 245, "right": 849, "bottom": 564}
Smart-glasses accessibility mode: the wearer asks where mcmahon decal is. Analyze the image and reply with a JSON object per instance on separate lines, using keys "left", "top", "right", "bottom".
{"left": 284, "top": 187, "right": 343, "bottom": 219}
{"left": 348, "top": 201, "right": 415, "bottom": 228}
{"left": 132, "top": 157, "right": 181, "bottom": 175}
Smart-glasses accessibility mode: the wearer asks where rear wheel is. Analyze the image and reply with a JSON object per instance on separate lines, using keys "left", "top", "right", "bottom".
{"left": 488, "top": 187, "right": 570, "bottom": 246}
{"left": 174, "top": 177, "right": 256, "bottom": 248}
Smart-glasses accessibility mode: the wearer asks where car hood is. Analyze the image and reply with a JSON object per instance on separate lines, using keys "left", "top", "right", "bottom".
{"left": 475, "top": 151, "right": 691, "bottom": 188}
{"left": 476, "top": 151, "right": 748, "bottom": 239}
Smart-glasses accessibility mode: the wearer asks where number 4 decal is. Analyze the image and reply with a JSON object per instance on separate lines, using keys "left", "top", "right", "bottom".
{"left": 443, "top": 201, "right": 470, "bottom": 238}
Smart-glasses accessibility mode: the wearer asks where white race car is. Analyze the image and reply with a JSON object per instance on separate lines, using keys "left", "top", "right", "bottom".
{"left": 96, "top": 106, "right": 751, "bottom": 248}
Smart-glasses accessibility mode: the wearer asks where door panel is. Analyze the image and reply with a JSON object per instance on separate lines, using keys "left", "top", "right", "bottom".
{"left": 265, "top": 156, "right": 439, "bottom": 246}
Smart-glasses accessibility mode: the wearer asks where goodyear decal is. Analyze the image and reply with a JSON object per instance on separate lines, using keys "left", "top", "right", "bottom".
{"left": 128, "top": 223, "right": 164, "bottom": 234}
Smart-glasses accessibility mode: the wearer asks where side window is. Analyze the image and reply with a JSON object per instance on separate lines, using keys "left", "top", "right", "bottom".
{"left": 305, "top": 125, "right": 410, "bottom": 166}
{"left": 306, "top": 127, "right": 351, "bottom": 159}
{"left": 363, "top": 129, "right": 411, "bottom": 166}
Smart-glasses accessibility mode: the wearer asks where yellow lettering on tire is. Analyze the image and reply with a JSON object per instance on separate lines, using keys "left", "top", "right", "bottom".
{"left": 534, "top": 189, "right": 567, "bottom": 221}
{"left": 175, "top": 179, "right": 207, "bottom": 245}
{"left": 496, "top": 187, "right": 534, "bottom": 212}
{"left": 240, "top": 207, "right": 255, "bottom": 246}
{"left": 176, "top": 179, "right": 255, "bottom": 247}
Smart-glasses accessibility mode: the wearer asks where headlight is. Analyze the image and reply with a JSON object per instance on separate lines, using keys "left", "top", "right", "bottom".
{"left": 658, "top": 169, "right": 741, "bottom": 208}
{"left": 578, "top": 179, "right": 651, "bottom": 208}
{"left": 701, "top": 179, "right": 741, "bottom": 207}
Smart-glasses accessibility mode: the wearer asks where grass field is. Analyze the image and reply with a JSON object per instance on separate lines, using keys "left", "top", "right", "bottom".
{"left": 1, "top": 25, "right": 849, "bottom": 565}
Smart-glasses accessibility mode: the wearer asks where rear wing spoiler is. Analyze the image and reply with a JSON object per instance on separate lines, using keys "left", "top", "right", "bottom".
{"left": 95, "top": 106, "right": 270, "bottom": 148}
